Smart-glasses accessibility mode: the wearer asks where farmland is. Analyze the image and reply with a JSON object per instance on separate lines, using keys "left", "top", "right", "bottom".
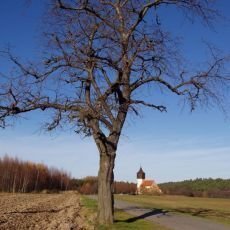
{"left": 0, "top": 192, "right": 94, "bottom": 230}
{"left": 0, "top": 192, "right": 166, "bottom": 230}
{"left": 0, "top": 192, "right": 230, "bottom": 229}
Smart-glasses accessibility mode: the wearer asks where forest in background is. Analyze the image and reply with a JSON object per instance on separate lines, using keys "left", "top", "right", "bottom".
{"left": 69, "top": 177, "right": 136, "bottom": 195}
{"left": 159, "top": 178, "right": 230, "bottom": 198}
{"left": 0, "top": 155, "right": 70, "bottom": 192}
{"left": 1, "top": 155, "right": 229, "bottom": 198}
{"left": 0, "top": 155, "right": 136, "bottom": 194}
{"left": 73, "top": 177, "right": 230, "bottom": 198}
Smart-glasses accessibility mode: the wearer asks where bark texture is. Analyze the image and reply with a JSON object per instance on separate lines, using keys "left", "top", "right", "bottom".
{"left": 97, "top": 153, "right": 115, "bottom": 225}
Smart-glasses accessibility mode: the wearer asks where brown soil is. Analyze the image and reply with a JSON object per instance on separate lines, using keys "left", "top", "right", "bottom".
{"left": 0, "top": 192, "right": 94, "bottom": 230}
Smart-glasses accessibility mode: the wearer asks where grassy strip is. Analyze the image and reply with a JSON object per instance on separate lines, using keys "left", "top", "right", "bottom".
{"left": 115, "top": 195, "right": 230, "bottom": 226}
{"left": 81, "top": 196, "right": 169, "bottom": 230}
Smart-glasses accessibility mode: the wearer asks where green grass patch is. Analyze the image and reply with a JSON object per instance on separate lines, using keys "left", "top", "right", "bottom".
{"left": 81, "top": 196, "right": 169, "bottom": 230}
{"left": 112, "top": 210, "right": 169, "bottom": 230}
{"left": 115, "top": 194, "right": 230, "bottom": 226}
{"left": 81, "top": 195, "right": 98, "bottom": 211}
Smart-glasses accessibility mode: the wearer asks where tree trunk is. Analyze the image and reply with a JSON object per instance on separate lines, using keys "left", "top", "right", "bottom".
{"left": 97, "top": 152, "right": 116, "bottom": 225}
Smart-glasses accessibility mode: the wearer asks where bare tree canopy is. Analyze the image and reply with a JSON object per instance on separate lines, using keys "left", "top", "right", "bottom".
{"left": 0, "top": 0, "right": 229, "bottom": 225}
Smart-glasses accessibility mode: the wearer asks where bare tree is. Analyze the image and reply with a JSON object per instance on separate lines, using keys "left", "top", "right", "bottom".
{"left": 0, "top": 0, "right": 229, "bottom": 225}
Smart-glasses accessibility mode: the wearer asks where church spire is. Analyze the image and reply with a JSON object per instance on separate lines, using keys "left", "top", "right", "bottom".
{"left": 137, "top": 167, "right": 145, "bottom": 179}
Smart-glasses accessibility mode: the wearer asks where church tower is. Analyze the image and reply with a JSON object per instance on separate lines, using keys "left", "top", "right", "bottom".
{"left": 136, "top": 167, "right": 145, "bottom": 194}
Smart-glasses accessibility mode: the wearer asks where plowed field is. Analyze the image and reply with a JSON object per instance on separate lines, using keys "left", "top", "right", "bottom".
{"left": 0, "top": 192, "right": 94, "bottom": 230}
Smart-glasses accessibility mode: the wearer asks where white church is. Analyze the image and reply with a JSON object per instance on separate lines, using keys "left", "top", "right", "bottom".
{"left": 136, "top": 167, "right": 162, "bottom": 195}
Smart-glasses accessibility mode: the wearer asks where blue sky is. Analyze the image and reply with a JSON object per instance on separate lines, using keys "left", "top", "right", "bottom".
{"left": 0, "top": 1, "right": 230, "bottom": 183}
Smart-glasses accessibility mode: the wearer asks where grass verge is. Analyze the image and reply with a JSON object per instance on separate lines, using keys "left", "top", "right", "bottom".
{"left": 115, "top": 194, "right": 230, "bottom": 226}
{"left": 81, "top": 196, "right": 169, "bottom": 230}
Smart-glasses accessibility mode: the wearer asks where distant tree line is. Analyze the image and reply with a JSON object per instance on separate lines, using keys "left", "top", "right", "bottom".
{"left": 114, "top": 181, "right": 136, "bottom": 194}
{"left": 70, "top": 176, "right": 98, "bottom": 194}
{"left": 70, "top": 177, "right": 136, "bottom": 195}
{"left": 159, "top": 178, "right": 230, "bottom": 198}
{"left": 0, "top": 155, "right": 71, "bottom": 192}
{"left": 0, "top": 155, "right": 136, "bottom": 194}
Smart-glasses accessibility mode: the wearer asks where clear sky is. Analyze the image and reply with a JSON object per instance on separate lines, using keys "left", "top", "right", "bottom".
{"left": 0, "top": 1, "right": 230, "bottom": 183}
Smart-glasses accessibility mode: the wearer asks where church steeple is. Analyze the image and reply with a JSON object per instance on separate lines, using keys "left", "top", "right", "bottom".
{"left": 137, "top": 167, "right": 145, "bottom": 179}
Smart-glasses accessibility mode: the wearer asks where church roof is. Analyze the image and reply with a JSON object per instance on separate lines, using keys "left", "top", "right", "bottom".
{"left": 141, "top": 180, "right": 155, "bottom": 187}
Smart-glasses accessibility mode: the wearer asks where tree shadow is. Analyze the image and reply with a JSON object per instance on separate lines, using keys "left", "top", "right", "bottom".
{"left": 115, "top": 208, "right": 168, "bottom": 223}
{"left": 172, "top": 207, "right": 230, "bottom": 220}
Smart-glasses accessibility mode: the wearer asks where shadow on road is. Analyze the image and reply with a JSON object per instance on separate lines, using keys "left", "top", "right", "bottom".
{"left": 115, "top": 208, "right": 168, "bottom": 223}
